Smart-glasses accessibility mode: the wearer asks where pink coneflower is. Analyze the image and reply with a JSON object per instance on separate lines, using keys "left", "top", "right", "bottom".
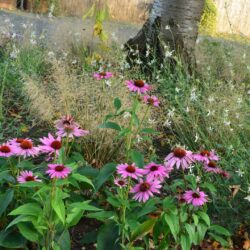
{"left": 39, "top": 133, "right": 62, "bottom": 155}
{"left": 8, "top": 138, "right": 25, "bottom": 146}
{"left": 219, "top": 170, "right": 230, "bottom": 179}
{"left": 183, "top": 188, "right": 208, "bottom": 207}
{"left": 56, "top": 124, "right": 89, "bottom": 138}
{"left": 46, "top": 164, "right": 71, "bottom": 179}
{"left": 93, "top": 72, "right": 113, "bottom": 80}
{"left": 13, "top": 139, "right": 39, "bottom": 158}
{"left": 126, "top": 80, "right": 151, "bottom": 94}
{"left": 55, "top": 115, "right": 78, "bottom": 130}
{"left": 131, "top": 178, "right": 162, "bottom": 202}
{"left": 0, "top": 143, "right": 15, "bottom": 157}
{"left": 143, "top": 95, "right": 160, "bottom": 107}
{"left": 17, "top": 171, "right": 41, "bottom": 183}
{"left": 164, "top": 148, "right": 193, "bottom": 169}
{"left": 143, "top": 162, "right": 168, "bottom": 181}
{"left": 114, "top": 178, "right": 127, "bottom": 188}
{"left": 193, "top": 150, "right": 219, "bottom": 163}
{"left": 116, "top": 163, "right": 144, "bottom": 180}
{"left": 203, "top": 161, "right": 221, "bottom": 173}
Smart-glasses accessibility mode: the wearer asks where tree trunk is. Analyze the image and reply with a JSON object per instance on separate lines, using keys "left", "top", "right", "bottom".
{"left": 125, "top": 0, "right": 205, "bottom": 71}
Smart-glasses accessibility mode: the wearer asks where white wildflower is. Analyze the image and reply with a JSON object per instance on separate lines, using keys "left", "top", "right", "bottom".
{"left": 235, "top": 170, "right": 244, "bottom": 177}
{"left": 123, "top": 112, "right": 131, "bottom": 119}
{"left": 244, "top": 195, "right": 250, "bottom": 202}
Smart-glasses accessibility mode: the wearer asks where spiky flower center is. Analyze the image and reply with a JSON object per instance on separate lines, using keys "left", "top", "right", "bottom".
{"left": 118, "top": 180, "right": 125, "bottom": 186}
{"left": 192, "top": 192, "right": 200, "bottom": 198}
{"left": 51, "top": 140, "right": 62, "bottom": 150}
{"left": 63, "top": 120, "right": 71, "bottom": 126}
{"left": 99, "top": 72, "right": 107, "bottom": 77}
{"left": 55, "top": 165, "right": 65, "bottom": 172}
{"left": 173, "top": 148, "right": 186, "bottom": 158}
{"left": 16, "top": 138, "right": 24, "bottom": 143}
{"left": 25, "top": 176, "right": 35, "bottom": 181}
{"left": 208, "top": 161, "right": 217, "bottom": 168}
{"left": 126, "top": 165, "right": 136, "bottom": 173}
{"left": 200, "top": 150, "right": 210, "bottom": 157}
{"left": 20, "top": 140, "right": 33, "bottom": 150}
{"left": 64, "top": 125, "right": 74, "bottom": 133}
{"left": 134, "top": 80, "right": 145, "bottom": 88}
{"left": 147, "top": 98, "right": 155, "bottom": 105}
{"left": 150, "top": 165, "right": 158, "bottom": 171}
{"left": 0, "top": 145, "right": 11, "bottom": 153}
{"left": 139, "top": 182, "right": 150, "bottom": 192}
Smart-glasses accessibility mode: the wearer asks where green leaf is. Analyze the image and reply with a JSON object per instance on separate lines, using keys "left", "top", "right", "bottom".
{"left": 0, "top": 189, "right": 14, "bottom": 216}
{"left": 131, "top": 219, "right": 156, "bottom": 242}
{"left": 66, "top": 201, "right": 101, "bottom": 227}
{"left": 130, "top": 150, "right": 144, "bottom": 168}
{"left": 97, "top": 221, "right": 120, "bottom": 250}
{"left": 165, "top": 213, "right": 179, "bottom": 241}
{"left": 192, "top": 214, "right": 199, "bottom": 226}
{"left": 181, "top": 234, "right": 191, "bottom": 250}
{"left": 6, "top": 215, "right": 34, "bottom": 230}
{"left": 93, "top": 163, "right": 117, "bottom": 190}
{"left": 99, "top": 122, "right": 121, "bottom": 131}
{"left": 200, "top": 182, "right": 217, "bottom": 193}
{"left": 0, "top": 170, "right": 15, "bottom": 183}
{"left": 197, "top": 211, "right": 210, "bottom": 226}
{"left": 185, "top": 224, "right": 196, "bottom": 244}
{"left": 17, "top": 222, "right": 38, "bottom": 242}
{"left": 107, "top": 196, "right": 120, "bottom": 207}
{"left": 0, "top": 229, "right": 26, "bottom": 248}
{"left": 17, "top": 160, "right": 35, "bottom": 169}
{"left": 140, "top": 128, "right": 160, "bottom": 134}
{"left": 9, "top": 203, "right": 42, "bottom": 216}
{"left": 87, "top": 211, "right": 115, "bottom": 221}
{"left": 208, "top": 232, "right": 229, "bottom": 247}
{"left": 82, "top": 3, "right": 95, "bottom": 20}
{"left": 71, "top": 173, "right": 94, "bottom": 189}
{"left": 114, "top": 98, "right": 122, "bottom": 110}
{"left": 209, "top": 225, "right": 231, "bottom": 236}
{"left": 197, "top": 223, "right": 208, "bottom": 243}
{"left": 52, "top": 188, "right": 65, "bottom": 224}
{"left": 18, "top": 181, "right": 44, "bottom": 188}
{"left": 57, "top": 230, "right": 71, "bottom": 250}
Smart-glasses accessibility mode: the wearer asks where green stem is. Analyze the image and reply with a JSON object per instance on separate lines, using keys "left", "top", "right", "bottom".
{"left": 125, "top": 97, "right": 138, "bottom": 162}
{"left": 0, "top": 63, "right": 8, "bottom": 122}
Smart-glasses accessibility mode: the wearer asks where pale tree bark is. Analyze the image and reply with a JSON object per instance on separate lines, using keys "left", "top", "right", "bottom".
{"left": 125, "top": 0, "right": 205, "bottom": 72}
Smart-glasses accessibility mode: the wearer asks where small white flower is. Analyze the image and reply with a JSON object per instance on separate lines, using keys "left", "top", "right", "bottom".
{"left": 165, "top": 25, "right": 170, "bottom": 30}
{"left": 244, "top": 195, "right": 250, "bottom": 202}
{"left": 163, "top": 119, "right": 172, "bottom": 127}
{"left": 48, "top": 51, "right": 55, "bottom": 58}
{"left": 236, "top": 170, "right": 244, "bottom": 177}
{"left": 190, "top": 88, "right": 197, "bottom": 101}
{"left": 223, "top": 120, "right": 231, "bottom": 126}
{"left": 208, "top": 96, "right": 215, "bottom": 103}
{"left": 72, "top": 59, "right": 77, "bottom": 65}
{"left": 136, "top": 134, "right": 143, "bottom": 143}
{"left": 165, "top": 50, "right": 173, "bottom": 58}
{"left": 167, "top": 108, "right": 175, "bottom": 118}
{"left": 196, "top": 176, "right": 201, "bottom": 183}
{"left": 30, "top": 39, "right": 37, "bottom": 45}
{"left": 175, "top": 87, "right": 180, "bottom": 93}
{"left": 105, "top": 80, "right": 111, "bottom": 87}
{"left": 195, "top": 133, "right": 199, "bottom": 142}
{"left": 148, "top": 118, "right": 156, "bottom": 124}
{"left": 123, "top": 112, "right": 131, "bottom": 119}
{"left": 186, "top": 106, "right": 190, "bottom": 113}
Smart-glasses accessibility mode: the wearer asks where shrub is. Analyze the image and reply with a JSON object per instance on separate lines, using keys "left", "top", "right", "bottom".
{"left": 199, "top": 0, "right": 217, "bottom": 35}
